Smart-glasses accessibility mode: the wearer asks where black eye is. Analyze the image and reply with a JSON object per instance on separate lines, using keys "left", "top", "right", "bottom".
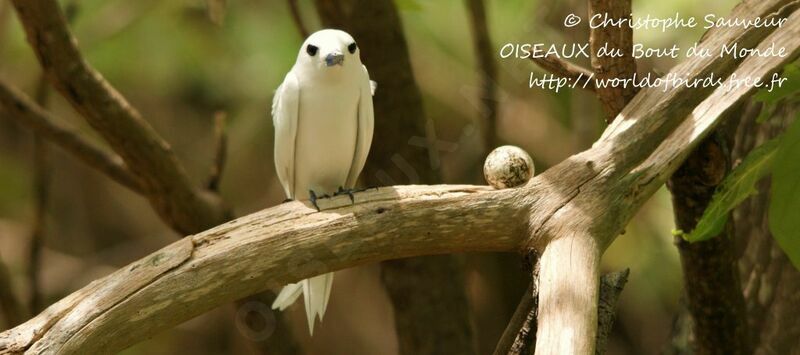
{"left": 348, "top": 42, "right": 357, "bottom": 54}
{"left": 306, "top": 44, "right": 318, "bottom": 56}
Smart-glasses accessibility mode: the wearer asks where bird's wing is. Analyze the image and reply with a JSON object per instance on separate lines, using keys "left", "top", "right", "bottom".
{"left": 344, "top": 65, "right": 375, "bottom": 188}
{"left": 272, "top": 71, "right": 301, "bottom": 199}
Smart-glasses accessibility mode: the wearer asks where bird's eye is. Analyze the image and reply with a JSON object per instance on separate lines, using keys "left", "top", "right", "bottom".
{"left": 348, "top": 42, "right": 357, "bottom": 54}
{"left": 306, "top": 44, "right": 318, "bottom": 56}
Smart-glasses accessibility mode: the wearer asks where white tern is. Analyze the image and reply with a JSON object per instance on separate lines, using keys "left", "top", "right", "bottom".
{"left": 270, "top": 29, "right": 375, "bottom": 335}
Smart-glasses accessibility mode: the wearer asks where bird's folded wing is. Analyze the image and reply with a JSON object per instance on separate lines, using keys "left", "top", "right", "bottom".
{"left": 272, "top": 71, "right": 301, "bottom": 199}
{"left": 345, "top": 65, "right": 375, "bottom": 188}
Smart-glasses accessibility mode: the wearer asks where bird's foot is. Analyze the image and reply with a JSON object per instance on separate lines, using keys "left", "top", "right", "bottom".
{"left": 308, "top": 190, "right": 331, "bottom": 211}
{"left": 334, "top": 186, "right": 356, "bottom": 204}
{"left": 282, "top": 198, "right": 294, "bottom": 203}
{"left": 334, "top": 186, "right": 377, "bottom": 204}
{"left": 309, "top": 190, "right": 321, "bottom": 211}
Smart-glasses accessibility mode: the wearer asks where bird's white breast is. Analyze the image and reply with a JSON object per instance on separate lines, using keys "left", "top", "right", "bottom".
{"left": 293, "top": 76, "right": 360, "bottom": 197}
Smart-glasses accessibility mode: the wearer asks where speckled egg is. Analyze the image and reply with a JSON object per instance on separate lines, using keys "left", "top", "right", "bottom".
{"left": 483, "top": 145, "right": 535, "bottom": 189}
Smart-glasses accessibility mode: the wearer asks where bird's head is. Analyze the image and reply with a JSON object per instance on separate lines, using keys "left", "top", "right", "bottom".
{"left": 296, "top": 29, "right": 362, "bottom": 74}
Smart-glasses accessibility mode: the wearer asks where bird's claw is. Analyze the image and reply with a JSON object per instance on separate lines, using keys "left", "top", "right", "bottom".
{"left": 309, "top": 190, "right": 321, "bottom": 211}
{"left": 334, "top": 186, "right": 357, "bottom": 204}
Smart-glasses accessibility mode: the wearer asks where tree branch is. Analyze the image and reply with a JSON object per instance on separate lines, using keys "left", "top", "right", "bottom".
{"left": 206, "top": 111, "right": 227, "bottom": 192}
{"left": 0, "top": 1, "right": 797, "bottom": 353}
{"left": 668, "top": 105, "right": 753, "bottom": 354}
{"left": 0, "top": 256, "right": 26, "bottom": 330}
{"left": 10, "top": 0, "right": 229, "bottom": 234}
{"left": 595, "top": 269, "right": 629, "bottom": 355}
{"left": 493, "top": 267, "right": 538, "bottom": 355}
{"left": 0, "top": 80, "right": 143, "bottom": 193}
{"left": 529, "top": 56, "right": 597, "bottom": 92}
{"left": 287, "top": 0, "right": 309, "bottom": 38}
{"left": 588, "top": 0, "right": 638, "bottom": 120}
{"left": 534, "top": 234, "right": 601, "bottom": 354}
{"left": 465, "top": 0, "right": 500, "bottom": 149}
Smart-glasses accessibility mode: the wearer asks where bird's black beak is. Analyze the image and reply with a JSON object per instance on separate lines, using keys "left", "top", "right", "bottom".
{"left": 325, "top": 51, "right": 344, "bottom": 67}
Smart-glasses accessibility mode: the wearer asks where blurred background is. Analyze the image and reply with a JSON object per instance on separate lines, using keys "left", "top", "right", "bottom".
{"left": 0, "top": 0, "right": 742, "bottom": 354}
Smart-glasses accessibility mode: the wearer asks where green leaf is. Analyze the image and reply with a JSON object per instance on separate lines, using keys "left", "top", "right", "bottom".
{"left": 754, "top": 64, "right": 800, "bottom": 105}
{"left": 769, "top": 116, "right": 800, "bottom": 270}
{"left": 685, "top": 138, "right": 782, "bottom": 242}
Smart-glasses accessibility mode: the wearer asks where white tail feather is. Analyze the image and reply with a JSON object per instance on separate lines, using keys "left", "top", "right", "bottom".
{"left": 271, "top": 273, "right": 335, "bottom": 335}
{"left": 271, "top": 283, "right": 302, "bottom": 311}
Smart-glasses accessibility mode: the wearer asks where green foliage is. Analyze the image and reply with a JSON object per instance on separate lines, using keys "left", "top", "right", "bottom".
{"left": 685, "top": 138, "right": 781, "bottom": 242}
{"left": 769, "top": 115, "right": 800, "bottom": 269}
{"left": 754, "top": 64, "right": 800, "bottom": 123}
{"left": 754, "top": 64, "right": 800, "bottom": 105}
{"left": 395, "top": 0, "right": 423, "bottom": 11}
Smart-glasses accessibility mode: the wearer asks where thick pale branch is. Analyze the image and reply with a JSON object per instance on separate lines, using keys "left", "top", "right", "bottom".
{"left": 0, "top": 79, "right": 143, "bottom": 192}
{"left": 10, "top": 0, "right": 228, "bottom": 234}
{"left": 535, "top": 234, "right": 600, "bottom": 355}
{"left": 0, "top": 185, "right": 527, "bottom": 354}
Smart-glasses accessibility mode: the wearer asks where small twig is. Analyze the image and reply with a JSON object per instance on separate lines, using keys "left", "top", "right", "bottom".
{"left": 465, "top": 0, "right": 500, "bottom": 149}
{"left": 588, "top": 0, "right": 638, "bottom": 121}
{"left": 595, "top": 269, "right": 630, "bottom": 355}
{"left": 493, "top": 261, "right": 539, "bottom": 355}
{"left": 493, "top": 268, "right": 630, "bottom": 355}
{"left": 0, "top": 256, "right": 26, "bottom": 329}
{"left": 287, "top": 0, "right": 309, "bottom": 38}
{"left": 0, "top": 80, "right": 144, "bottom": 193}
{"left": 529, "top": 56, "right": 597, "bottom": 92}
{"left": 206, "top": 111, "right": 227, "bottom": 192}
{"left": 26, "top": 0, "right": 76, "bottom": 315}
{"left": 27, "top": 139, "right": 48, "bottom": 315}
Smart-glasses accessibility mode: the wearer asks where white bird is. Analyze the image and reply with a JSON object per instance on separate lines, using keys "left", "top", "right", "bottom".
{"left": 270, "top": 29, "right": 375, "bottom": 335}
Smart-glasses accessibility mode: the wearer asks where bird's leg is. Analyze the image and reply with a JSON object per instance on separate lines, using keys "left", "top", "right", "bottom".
{"left": 308, "top": 190, "right": 321, "bottom": 211}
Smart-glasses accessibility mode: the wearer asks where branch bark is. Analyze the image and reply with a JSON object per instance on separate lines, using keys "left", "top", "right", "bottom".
{"left": 493, "top": 282, "right": 538, "bottom": 355}
{"left": 588, "top": 0, "right": 638, "bottom": 120}
{"left": 0, "top": 0, "right": 797, "bottom": 353}
{"left": 9, "top": 0, "right": 229, "bottom": 234}
{"left": 0, "top": 81, "right": 143, "bottom": 193}
{"left": 535, "top": 234, "right": 601, "bottom": 354}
